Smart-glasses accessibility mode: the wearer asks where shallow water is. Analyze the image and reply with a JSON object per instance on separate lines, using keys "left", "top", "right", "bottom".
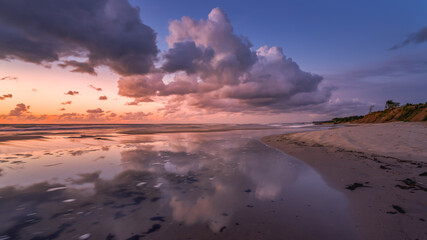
{"left": 0, "top": 125, "right": 355, "bottom": 240}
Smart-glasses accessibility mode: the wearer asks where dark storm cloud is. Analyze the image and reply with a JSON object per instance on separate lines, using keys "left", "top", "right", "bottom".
{"left": 118, "top": 8, "right": 330, "bottom": 113}
{"left": 58, "top": 61, "right": 96, "bottom": 75}
{"left": 0, "top": 0, "right": 158, "bottom": 75}
{"left": 162, "top": 41, "right": 214, "bottom": 74}
{"left": 389, "top": 26, "right": 427, "bottom": 50}
{"left": 64, "top": 91, "right": 79, "bottom": 96}
{"left": 9, "top": 103, "right": 30, "bottom": 116}
{"left": 0, "top": 94, "right": 12, "bottom": 100}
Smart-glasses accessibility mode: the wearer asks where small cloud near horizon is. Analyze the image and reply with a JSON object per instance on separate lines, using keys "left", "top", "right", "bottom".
{"left": 0, "top": 94, "right": 12, "bottom": 100}
{"left": 9, "top": 103, "right": 30, "bottom": 116}
{"left": 61, "top": 101, "right": 72, "bottom": 105}
{"left": 89, "top": 85, "right": 102, "bottom": 91}
{"left": 0, "top": 76, "right": 18, "bottom": 81}
{"left": 86, "top": 108, "right": 104, "bottom": 114}
{"left": 98, "top": 96, "right": 108, "bottom": 100}
{"left": 65, "top": 91, "right": 79, "bottom": 96}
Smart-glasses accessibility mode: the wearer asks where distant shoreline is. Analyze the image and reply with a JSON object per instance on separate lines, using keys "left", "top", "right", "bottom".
{"left": 262, "top": 122, "right": 427, "bottom": 240}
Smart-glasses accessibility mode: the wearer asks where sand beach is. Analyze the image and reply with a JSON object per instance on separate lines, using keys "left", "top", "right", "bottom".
{"left": 262, "top": 122, "right": 427, "bottom": 240}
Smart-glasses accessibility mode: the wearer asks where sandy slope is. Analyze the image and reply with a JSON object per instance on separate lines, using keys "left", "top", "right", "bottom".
{"left": 282, "top": 122, "right": 427, "bottom": 162}
{"left": 262, "top": 122, "right": 427, "bottom": 240}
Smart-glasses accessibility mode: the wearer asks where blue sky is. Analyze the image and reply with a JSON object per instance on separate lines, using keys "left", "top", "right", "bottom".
{"left": 134, "top": 0, "right": 427, "bottom": 73}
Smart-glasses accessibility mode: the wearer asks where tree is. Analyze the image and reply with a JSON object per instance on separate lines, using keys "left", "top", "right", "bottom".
{"left": 385, "top": 100, "right": 400, "bottom": 110}
{"left": 369, "top": 105, "right": 374, "bottom": 113}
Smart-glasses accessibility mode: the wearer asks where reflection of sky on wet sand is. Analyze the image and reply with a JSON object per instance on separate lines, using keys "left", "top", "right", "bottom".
{"left": 0, "top": 127, "right": 356, "bottom": 239}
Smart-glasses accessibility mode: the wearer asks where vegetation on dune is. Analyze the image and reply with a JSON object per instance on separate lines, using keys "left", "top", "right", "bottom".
{"left": 319, "top": 101, "right": 427, "bottom": 124}
{"left": 332, "top": 115, "right": 364, "bottom": 124}
{"left": 385, "top": 100, "right": 400, "bottom": 110}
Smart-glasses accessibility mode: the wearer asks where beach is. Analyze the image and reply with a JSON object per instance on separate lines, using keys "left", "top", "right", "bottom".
{"left": 262, "top": 122, "right": 427, "bottom": 240}
{"left": 1, "top": 123, "right": 425, "bottom": 239}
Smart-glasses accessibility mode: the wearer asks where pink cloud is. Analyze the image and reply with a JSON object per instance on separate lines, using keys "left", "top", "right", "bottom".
{"left": 65, "top": 91, "right": 79, "bottom": 96}
{"left": 98, "top": 96, "right": 108, "bottom": 100}
{"left": 0, "top": 76, "right": 18, "bottom": 81}
{"left": 86, "top": 108, "right": 104, "bottom": 114}
{"left": 117, "top": 8, "right": 330, "bottom": 114}
{"left": 9, "top": 103, "right": 30, "bottom": 116}
{"left": 0, "top": 105, "right": 153, "bottom": 123}
{"left": 89, "top": 85, "right": 102, "bottom": 91}
{"left": 0, "top": 94, "right": 12, "bottom": 100}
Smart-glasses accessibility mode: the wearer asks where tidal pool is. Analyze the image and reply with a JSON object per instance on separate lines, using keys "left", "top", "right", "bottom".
{"left": 0, "top": 125, "right": 355, "bottom": 239}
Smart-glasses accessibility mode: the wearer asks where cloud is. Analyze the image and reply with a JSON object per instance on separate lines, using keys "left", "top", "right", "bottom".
{"left": 329, "top": 51, "right": 427, "bottom": 81}
{"left": 119, "top": 111, "right": 152, "bottom": 121}
{"left": 389, "top": 26, "right": 427, "bottom": 50}
{"left": 70, "top": 171, "right": 101, "bottom": 185}
{"left": 0, "top": 94, "right": 12, "bottom": 100}
{"left": 89, "top": 85, "right": 102, "bottom": 91}
{"left": 0, "top": 0, "right": 158, "bottom": 76}
{"left": 162, "top": 41, "right": 214, "bottom": 74}
{"left": 0, "top": 76, "right": 17, "bottom": 81}
{"left": 64, "top": 91, "right": 79, "bottom": 96}
{"left": 86, "top": 108, "right": 104, "bottom": 114}
{"left": 61, "top": 101, "right": 72, "bottom": 105}
{"left": 58, "top": 60, "right": 96, "bottom": 75}
{"left": 98, "top": 96, "right": 108, "bottom": 100}
{"left": 9, "top": 103, "right": 30, "bottom": 116}
{"left": 1, "top": 105, "right": 153, "bottom": 123}
{"left": 125, "top": 100, "right": 141, "bottom": 106}
{"left": 118, "top": 8, "right": 330, "bottom": 113}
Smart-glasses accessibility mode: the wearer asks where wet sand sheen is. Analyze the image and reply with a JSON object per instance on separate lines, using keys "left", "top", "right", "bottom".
{"left": 262, "top": 122, "right": 427, "bottom": 240}
{"left": 0, "top": 125, "right": 357, "bottom": 240}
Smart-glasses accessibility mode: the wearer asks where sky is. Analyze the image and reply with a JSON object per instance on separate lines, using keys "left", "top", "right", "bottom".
{"left": 0, "top": 0, "right": 426, "bottom": 123}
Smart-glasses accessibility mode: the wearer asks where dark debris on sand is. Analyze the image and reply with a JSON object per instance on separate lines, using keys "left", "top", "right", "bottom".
{"left": 145, "top": 224, "right": 161, "bottom": 234}
{"left": 395, "top": 178, "right": 427, "bottom": 191}
{"left": 345, "top": 182, "right": 371, "bottom": 190}
{"left": 392, "top": 205, "right": 406, "bottom": 214}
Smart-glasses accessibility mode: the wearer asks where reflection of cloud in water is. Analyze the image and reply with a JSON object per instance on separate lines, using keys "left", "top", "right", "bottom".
{"left": 119, "top": 137, "right": 303, "bottom": 231}
{"left": 0, "top": 130, "right": 354, "bottom": 239}
{"left": 168, "top": 181, "right": 235, "bottom": 232}
{"left": 70, "top": 171, "right": 101, "bottom": 185}
{"left": 0, "top": 170, "right": 162, "bottom": 239}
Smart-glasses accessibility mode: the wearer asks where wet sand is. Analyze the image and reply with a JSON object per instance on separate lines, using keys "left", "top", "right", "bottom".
{"left": 0, "top": 125, "right": 357, "bottom": 240}
{"left": 262, "top": 122, "right": 427, "bottom": 240}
